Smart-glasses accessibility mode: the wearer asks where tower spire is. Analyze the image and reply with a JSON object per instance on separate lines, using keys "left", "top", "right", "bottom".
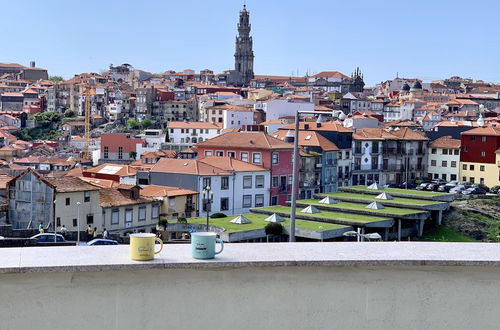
{"left": 232, "top": 3, "right": 254, "bottom": 86}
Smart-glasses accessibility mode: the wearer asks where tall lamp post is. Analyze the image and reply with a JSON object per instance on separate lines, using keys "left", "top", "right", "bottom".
{"left": 202, "top": 186, "right": 213, "bottom": 231}
{"left": 76, "top": 202, "right": 81, "bottom": 246}
{"left": 53, "top": 200, "right": 57, "bottom": 243}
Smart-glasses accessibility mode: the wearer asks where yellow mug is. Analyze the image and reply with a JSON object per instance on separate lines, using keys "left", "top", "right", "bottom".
{"left": 130, "top": 233, "right": 163, "bottom": 261}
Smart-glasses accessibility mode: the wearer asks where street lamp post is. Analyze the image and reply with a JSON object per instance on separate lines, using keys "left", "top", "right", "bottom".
{"left": 76, "top": 202, "right": 81, "bottom": 245}
{"left": 202, "top": 186, "right": 213, "bottom": 232}
{"left": 53, "top": 200, "right": 57, "bottom": 243}
{"left": 343, "top": 230, "right": 382, "bottom": 242}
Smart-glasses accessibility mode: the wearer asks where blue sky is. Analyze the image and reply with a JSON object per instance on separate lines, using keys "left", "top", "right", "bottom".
{"left": 1, "top": 0, "right": 499, "bottom": 85}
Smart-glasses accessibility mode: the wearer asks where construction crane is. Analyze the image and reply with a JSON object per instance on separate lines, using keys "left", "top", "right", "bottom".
{"left": 83, "top": 87, "right": 91, "bottom": 160}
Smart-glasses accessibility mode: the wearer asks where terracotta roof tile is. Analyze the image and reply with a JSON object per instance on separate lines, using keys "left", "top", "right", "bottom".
{"left": 140, "top": 185, "right": 198, "bottom": 198}
{"left": 45, "top": 177, "right": 100, "bottom": 193}
{"left": 429, "top": 136, "right": 461, "bottom": 149}
{"left": 99, "top": 188, "right": 154, "bottom": 207}
{"left": 197, "top": 132, "right": 293, "bottom": 150}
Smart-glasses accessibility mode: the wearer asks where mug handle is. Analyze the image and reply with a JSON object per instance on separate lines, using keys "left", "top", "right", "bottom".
{"left": 215, "top": 238, "right": 224, "bottom": 255}
{"left": 154, "top": 238, "right": 164, "bottom": 254}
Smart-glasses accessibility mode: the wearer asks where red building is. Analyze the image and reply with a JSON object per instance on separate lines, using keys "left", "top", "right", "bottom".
{"left": 460, "top": 126, "right": 500, "bottom": 164}
{"left": 100, "top": 133, "right": 145, "bottom": 163}
{"left": 197, "top": 131, "right": 296, "bottom": 206}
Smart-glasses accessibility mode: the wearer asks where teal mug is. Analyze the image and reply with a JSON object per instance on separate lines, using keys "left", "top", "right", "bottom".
{"left": 191, "top": 232, "right": 224, "bottom": 259}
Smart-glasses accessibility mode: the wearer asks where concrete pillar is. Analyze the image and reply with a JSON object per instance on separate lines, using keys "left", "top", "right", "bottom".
{"left": 360, "top": 227, "right": 365, "bottom": 242}
{"left": 436, "top": 210, "right": 442, "bottom": 226}
{"left": 384, "top": 228, "right": 389, "bottom": 241}
{"left": 418, "top": 219, "right": 425, "bottom": 237}
{"left": 397, "top": 219, "right": 401, "bottom": 241}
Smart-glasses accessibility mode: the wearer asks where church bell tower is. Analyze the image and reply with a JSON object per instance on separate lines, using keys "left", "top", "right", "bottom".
{"left": 234, "top": 4, "right": 254, "bottom": 85}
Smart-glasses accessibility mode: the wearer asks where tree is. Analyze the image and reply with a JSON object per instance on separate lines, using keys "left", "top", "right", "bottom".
{"left": 49, "top": 75, "right": 63, "bottom": 82}
{"left": 64, "top": 109, "right": 75, "bottom": 118}
{"left": 127, "top": 119, "right": 140, "bottom": 129}
{"left": 129, "top": 151, "right": 137, "bottom": 160}
{"left": 142, "top": 119, "right": 152, "bottom": 129}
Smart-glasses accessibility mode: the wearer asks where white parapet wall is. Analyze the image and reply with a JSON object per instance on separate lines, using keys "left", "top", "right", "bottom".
{"left": 2, "top": 243, "right": 500, "bottom": 329}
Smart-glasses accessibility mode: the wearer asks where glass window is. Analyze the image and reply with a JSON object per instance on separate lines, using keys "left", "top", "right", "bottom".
{"left": 252, "top": 152, "right": 261, "bottom": 164}
{"left": 470, "top": 165, "right": 475, "bottom": 171}
{"left": 138, "top": 207, "right": 146, "bottom": 221}
{"left": 481, "top": 151, "right": 485, "bottom": 157}
{"left": 271, "top": 196, "right": 278, "bottom": 206}
{"left": 255, "top": 175, "right": 265, "bottom": 188}
{"left": 221, "top": 177, "right": 229, "bottom": 190}
{"left": 152, "top": 205, "right": 159, "bottom": 219}
{"left": 125, "top": 209, "right": 133, "bottom": 223}
{"left": 288, "top": 175, "right": 293, "bottom": 185}
{"left": 463, "top": 164, "right": 467, "bottom": 170}
{"left": 203, "top": 177, "right": 211, "bottom": 189}
{"left": 442, "top": 149, "right": 448, "bottom": 155}
{"left": 65, "top": 197, "right": 70, "bottom": 206}
{"left": 243, "top": 176, "right": 252, "bottom": 188}
{"left": 220, "top": 198, "right": 229, "bottom": 211}
{"left": 431, "top": 148, "right": 437, "bottom": 154}
{"left": 272, "top": 176, "right": 278, "bottom": 188}
{"left": 242, "top": 195, "right": 252, "bottom": 208}
{"left": 111, "top": 209, "right": 119, "bottom": 224}
{"left": 442, "top": 161, "right": 447, "bottom": 167}
{"left": 84, "top": 191, "right": 90, "bottom": 202}
{"left": 216, "top": 151, "right": 224, "bottom": 156}
{"left": 227, "top": 151, "right": 236, "bottom": 158}
{"left": 118, "top": 146, "right": 123, "bottom": 160}
{"left": 451, "top": 161, "right": 457, "bottom": 168}
{"left": 272, "top": 152, "right": 279, "bottom": 164}
{"left": 255, "top": 194, "right": 264, "bottom": 207}
{"left": 431, "top": 160, "right": 436, "bottom": 166}
{"left": 241, "top": 152, "right": 249, "bottom": 162}
{"left": 454, "top": 149, "right": 459, "bottom": 155}
{"left": 204, "top": 150, "right": 212, "bottom": 156}
{"left": 480, "top": 165, "right": 485, "bottom": 171}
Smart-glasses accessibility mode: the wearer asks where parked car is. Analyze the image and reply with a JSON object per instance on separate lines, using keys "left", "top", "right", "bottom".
{"left": 416, "top": 183, "right": 430, "bottom": 190}
{"left": 490, "top": 186, "right": 500, "bottom": 194}
{"left": 438, "top": 183, "right": 457, "bottom": 192}
{"left": 399, "top": 181, "right": 417, "bottom": 189}
{"left": 80, "top": 239, "right": 119, "bottom": 246}
{"left": 462, "top": 187, "right": 487, "bottom": 195}
{"left": 449, "top": 185, "right": 466, "bottom": 194}
{"left": 426, "top": 183, "right": 440, "bottom": 191}
{"left": 30, "top": 233, "right": 65, "bottom": 243}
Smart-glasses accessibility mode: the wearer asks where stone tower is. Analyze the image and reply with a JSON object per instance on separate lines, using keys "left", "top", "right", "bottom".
{"left": 233, "top": 4, "right": 254, "bottom": 85}
{"left": 350, "top": 67, "right": 365, "bottom": 93}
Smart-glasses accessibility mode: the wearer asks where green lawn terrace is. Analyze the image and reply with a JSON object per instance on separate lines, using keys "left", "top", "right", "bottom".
{"left": 165, "top": 214, "right": 352, "bottom": 242}
{"left": 251, "top": 206, "right": 394, "bottom": 228}
{"left": 340, "top": 186, "right": 455, "bottom": 202}
{"left": 314, "top": 192, "right": 449, "bottom": 211}
{"left": 292, "top": 199, "right": 430, "bottom": 220}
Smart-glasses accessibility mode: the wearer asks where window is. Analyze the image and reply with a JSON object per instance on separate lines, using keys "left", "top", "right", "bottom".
{"left": 431, "top": 160, "right": 436, "bottom": 166}
{"left": 481, "top": 151, "right": 485, "bottom": 157}
{"left": 227, "top": 151, "right": 235, "bottom": 158}
{"left": 203, "top": 177, "right": 211, "bottom": 189}
{"left": 463, "top": 164, "right": 467, "bottom": 170}
{"left": 118, "top": 146, "right": 123, "bottom": 159}
{"left": 84, "top": 191, "right": 90, "bottom": 202}
{"left": 216, "top": 151, "right": 224, "bottom": 157}
{"left": 56, "top": 217, "right": 61, "bottom": 227}
{"left": 242, "top": 195, "right": 252, "bottom": 208}
{"left": 480, "top": 165, "right": 485, "bottom": 171}
{"left": 220, "top": 198, "right": 229, "bottom": 211}
{"left": 451, "top": 161, "right": 457, "bottom": 168}
{"left": 431, "top": 148, "right": 437, "bottom": 154}
{"left": 125, "top": 209, "right": 133, "bottom": 224}
{"left": 111, "top": 209, "right": 119, "bottom": 224}
{"left": 442, "top": 149, "right": 448, "bottom": 155}
{"left": 221, "top": 177, "right": 229, "bottom": 190}
{"left": 470, "top": 165, "right": 475, "bottom": 171}
{"left": 255, "top": 175, "right": 265, "bottom": 188}
{"left": 86, "top": 214, "right": 94, "bottom": 224}
{"left": 442, "top": 161, "right": 447, "bottom": 167}
{"left": 272, "top": 176, "right": 278, "bottom": 188}
{"left": 272, "top": 152, "right": 279, "bottom": 164}
{"left": 288, "top": 175, "right": 293, "bottom": 185}
{"left": 271, "top": 196, "right": 278, "bottom": 206}
{"left": 204, "top": 150, "right": 213, "bottom": 156}
{"left": 454, "top": 149, "right": 459, "bottom": 155}
{"left": 451, "top": 174, "right": 457, "bottom": 181}
{"left": 462, "top": 176, "right": 467, "bottom": 182}
{"left": 72, "top": 218, "right": 77, "bottom": 227}
{"left": 442, "top": 174, "right": 447, "bottom": 180}
{"left": 345, "top": 151, "right": 350, "bottom": 159}
{"left": 480, "top": 178, "right": 485, "bottom": 184}
{"left": 169, "top": 197, "right": 175, "bottom": 207}
{"left": 138, "top": 207, "right": 146, "bottom": 221}
{"left": 152, "top": 205, "right": 159, "bottom": 219}
{"left": 104, "top": 146, "right": 109, "bottom": 159}
{"left": 65, "top": 197, "right": 70, "bottom": 206}
{"left": 470, "top": 177, "right": 475, "bottom": 184}
{"left": 471, "top": 136, "right": 476, "bottom": 141}
{"left": 243, "top": 176, "right": 252, "bottom": 188}
{"left": 255, "top": 194, "right": 264, "bottom": 207}
{"left": 464, "top": 146, "right": 468, "bottom": 152}
{"left": 434, "top": 173, "right": 439, "bottom": 179}
{"left": 252, "top": 153, "right": 261, "bottom": 164}
{"left": 241, "top": 152, "right": 249, "bottom": 162}
{"left": 482, "top": 136, "right": 487, "bottom": 142}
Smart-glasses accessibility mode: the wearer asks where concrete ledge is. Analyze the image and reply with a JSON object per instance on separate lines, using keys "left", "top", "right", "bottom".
{"left": 2, "top": 242, "right": 500, "bottom": 274}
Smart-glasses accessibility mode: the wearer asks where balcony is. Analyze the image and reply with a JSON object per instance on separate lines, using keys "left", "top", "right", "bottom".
{"left": 1, "top": 244, "right": 499, "bottom": 329}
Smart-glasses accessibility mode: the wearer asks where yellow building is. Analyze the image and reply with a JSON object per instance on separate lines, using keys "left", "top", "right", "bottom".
{"left": 140, "top": 185, "right": 199, "bottom": 220}
{"left": 459, "top": 151, "right": 500, "bottom": 188}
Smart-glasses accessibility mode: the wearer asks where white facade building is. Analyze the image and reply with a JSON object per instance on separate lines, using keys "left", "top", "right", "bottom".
{"left": 166, "top": 121, "right": 222, "bottom": 151}
{"left": 254, "top": 98, "right": 314, "bottom": 121}
{"left": 427, "top": 136, "right": 460, "bottom": 182}
{"left": 223, "top": 109, "right": 254, "bottom": 129}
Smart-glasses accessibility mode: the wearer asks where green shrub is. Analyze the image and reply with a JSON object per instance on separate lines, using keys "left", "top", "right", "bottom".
{"left": 210, "top": 213, "right": 227, "bottom": 219}
{"left": 177, "top": 217, "right": 187, "bottom": 224}
{"left": 265, "top": 222, "right": 283, "bottom": 236}
{"left": 158, "top": 219, "right": 168, "bottom": 229}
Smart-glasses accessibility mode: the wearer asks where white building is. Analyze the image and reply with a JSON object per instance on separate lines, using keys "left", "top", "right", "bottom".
{"left": 223, "top": 108, "right": 254, "bottom": 129}
{"left": 254, "top": 98, "right": 314, "bottom": 121}
{"left": 427, "top": 136, "right": 460, "bottom": 182}
{"left": 166, "top": 121, "right": 222, "bottom": 151}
